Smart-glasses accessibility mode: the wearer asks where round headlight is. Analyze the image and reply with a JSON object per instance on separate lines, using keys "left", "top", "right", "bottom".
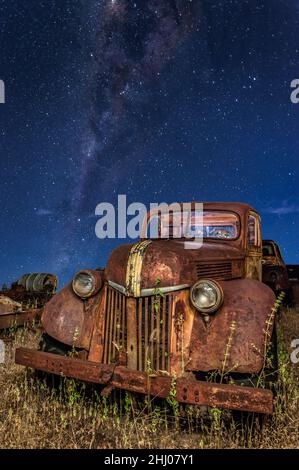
{"left": 72, "top": 270, "right": 102, "bottom": 299}
{"left": 190, "top": 279, "right": 223, "bottom": 314}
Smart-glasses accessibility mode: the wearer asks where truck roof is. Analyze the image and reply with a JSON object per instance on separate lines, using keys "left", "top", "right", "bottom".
{"left": 155, "top": 202, "right": 257, "bottom": 215}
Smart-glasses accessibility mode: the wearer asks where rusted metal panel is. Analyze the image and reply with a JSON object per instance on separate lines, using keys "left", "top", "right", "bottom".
{"left": 15, "top": 347, "right": 114, "bottom": 384}
{"left": 150, "top": 296, "right": 155, "bottom": 368}
{"left": 0, "top": 309, "right": 41, "bottom": 330}
{"left": 144, "top": 296, "right": 149, "bottom": 369}
{"left": 187, "top": 279, "right": 276, "bottom": 374}
{"left": 126, "top": 297, "right": 137, "bottom": 370}
{"left": 15, "top": 347, "right": 273, "bottom": 414}
{"left": 245, "top": 248, "right": 262, "bottom": 281}
{"left": 104, "top": 285, "right": 113, "bottom": 363}
{"left": 42, "top": 283, "right": 102, "bottom": 350}
{"left": 101, "top": 286, "right": 127, "bottom": 365}
{"left": 0, "top": 296, "right": 22, "bottom": 315}
{"left": 170, "top": 290, "right": 195, "bottom": 377}
{"left": 175, "top": 380, "right": 273, "bottom": 414}
{"left": 161, "top": 296, "right": 166, "bottom": 370}
{"left": 106, "top": 241, "right": 245, "bottom": 293}
{"left": 195, "top": 261, "right": 232, "bottom": 280}
{"left": 88, "top": 286, "right": 107, "bottom": 362}
{"left": 108, "top": 289, "right": 115, "bottom": 362}
{"left": 137, "top": 298, "right": 142, "bottom": 370}
{"left": 100, "top": 287, "right": 173, "bottom": 373}
{"left": 155, "top": 297, "right": 160, "bottom": 371}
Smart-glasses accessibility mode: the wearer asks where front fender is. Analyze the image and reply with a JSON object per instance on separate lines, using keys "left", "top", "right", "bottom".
{"left": 41, "top": 283, "right": 102, "bottom": 350}
{"left": 187, "top": 279, "right": 276, "bottom": 374}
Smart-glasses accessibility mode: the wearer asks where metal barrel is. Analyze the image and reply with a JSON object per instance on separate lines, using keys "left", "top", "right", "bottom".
{"left": 17, "top": 273, "right": 58, "bottom": 293}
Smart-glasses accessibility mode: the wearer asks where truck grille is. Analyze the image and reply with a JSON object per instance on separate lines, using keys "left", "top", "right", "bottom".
{"left": 195, "top": 261, "right": 232, "bottom": 280}
{"left": 103, "top": 286, "right": 172, "bottom": 372}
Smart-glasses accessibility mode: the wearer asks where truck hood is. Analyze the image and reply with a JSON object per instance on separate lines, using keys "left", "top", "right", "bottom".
{"left": 105, "top": 239, "right": 244, "bottom": 296}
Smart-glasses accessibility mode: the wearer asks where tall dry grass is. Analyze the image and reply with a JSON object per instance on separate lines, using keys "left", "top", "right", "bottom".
{"left": 0, "top": 308, "right": 298, "bottom": 449}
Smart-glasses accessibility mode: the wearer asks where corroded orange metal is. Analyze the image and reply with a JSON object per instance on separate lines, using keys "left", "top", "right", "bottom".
{"left": 15, "top": 202, "right": 278, "bottom": 414}
{"left": 41, "top": 283, "right": 102, "bottom": 350}
{"left": 0, "top": 308, "right": 42, "bottom": 330}
{"left": 15, "top": 347, "right": 273, "bottom": 414}
{"left": 187, "top": 279, "right": 275, "bottom": 373}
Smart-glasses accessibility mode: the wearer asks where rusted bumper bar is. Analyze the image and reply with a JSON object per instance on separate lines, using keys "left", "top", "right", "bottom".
{"left": 0, "top": 309, "right": 41, "bottom": 330}
{"left": 15, "top": 348, "right": 273, "bottom": 414}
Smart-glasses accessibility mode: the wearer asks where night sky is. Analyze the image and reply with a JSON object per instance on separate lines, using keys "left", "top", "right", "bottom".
{"left": 0, "top": 0, "right": 298, "bottom": 288}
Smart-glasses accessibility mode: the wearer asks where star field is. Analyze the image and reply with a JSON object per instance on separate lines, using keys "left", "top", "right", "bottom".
{"left": 0, "top": 0, "right": 298, "bottom": 286}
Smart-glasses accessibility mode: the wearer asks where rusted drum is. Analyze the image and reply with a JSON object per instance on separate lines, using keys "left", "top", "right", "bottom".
{"left": 18, "top": 273, "right": 57, "bottom": 293}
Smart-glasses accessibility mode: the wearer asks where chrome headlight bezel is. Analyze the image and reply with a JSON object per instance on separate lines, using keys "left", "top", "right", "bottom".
{"left": 190, "top": 279, "right": 224, "bottom": 314}
{"left": 72, "top": 270, "right": 103, "bottom": 299}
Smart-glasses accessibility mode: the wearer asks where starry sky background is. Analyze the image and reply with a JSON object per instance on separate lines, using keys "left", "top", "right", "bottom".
{"left": 0, "top": 0, "right": 298, "bottom": 288}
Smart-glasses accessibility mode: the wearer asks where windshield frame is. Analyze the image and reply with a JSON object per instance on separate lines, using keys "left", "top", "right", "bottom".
{"left": 144, "top": 209, "right": 242, "bottom": 242}
{"left": 262, "top": 242, "right": 276, "bottom": 257}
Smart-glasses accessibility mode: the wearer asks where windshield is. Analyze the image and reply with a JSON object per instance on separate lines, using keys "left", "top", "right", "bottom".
{"left": 263, "top": 243, "right": 275, "bottom": 257}
{"left": 146, "top": 210, "right": 240, "bottom": 240}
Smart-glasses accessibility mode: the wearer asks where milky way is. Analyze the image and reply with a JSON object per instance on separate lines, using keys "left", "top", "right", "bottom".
{"left": 1, "top": 0, "right": 298, "bottom": 285}
{"left": 73, "top": 0, "right": 200, "bottom": 212}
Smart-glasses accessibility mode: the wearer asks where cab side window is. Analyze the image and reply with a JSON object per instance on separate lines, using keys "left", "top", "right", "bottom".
{"left": 248, "top": 214, "right": 260, "bottom": 246}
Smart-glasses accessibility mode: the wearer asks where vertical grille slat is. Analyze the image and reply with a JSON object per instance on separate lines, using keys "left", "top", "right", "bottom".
{"left": 103, "top": 287, "right": 111, "bottom": 363}
{"left": 155, "top": 298, "right": 160, "bottom": 372}
{"left": 167, "top": 296, "right": 172, "bottom": 369}
{"left": 161, "top": 296, "right": 166, "bottom": 370}
{"left": 103, "top": 285, "right": 171, "bottom": 372}
{"left": 116, "top": 291, "right": 121, "bottom": 350}
{"left": 150, "top": 298, "right": 155, "bottom": 368}
{"left": 108, "top": 289, "right": 115, "bottom": 362}
{"left": 121, "top": 293, "right": 126, "bottom": 350}
{"left": 144, "top": 297, "right": 149, "bottom": 370}
{"left": 138, "top": 298, "right": 142, "bottom": 371}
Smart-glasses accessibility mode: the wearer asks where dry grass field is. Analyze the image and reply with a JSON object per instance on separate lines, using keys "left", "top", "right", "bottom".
{"left": 0, "top": 308, "right": 298, "bottom": 449}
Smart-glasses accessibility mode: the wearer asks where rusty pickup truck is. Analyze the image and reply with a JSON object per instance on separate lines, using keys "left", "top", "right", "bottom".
{"left": 15, "top": 203, "right": 278, "bottom": 414}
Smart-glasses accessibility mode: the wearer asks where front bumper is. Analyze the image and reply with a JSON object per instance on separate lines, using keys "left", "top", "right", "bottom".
{"left": 15, "top": 347, "right": 273, "bottom": 414}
